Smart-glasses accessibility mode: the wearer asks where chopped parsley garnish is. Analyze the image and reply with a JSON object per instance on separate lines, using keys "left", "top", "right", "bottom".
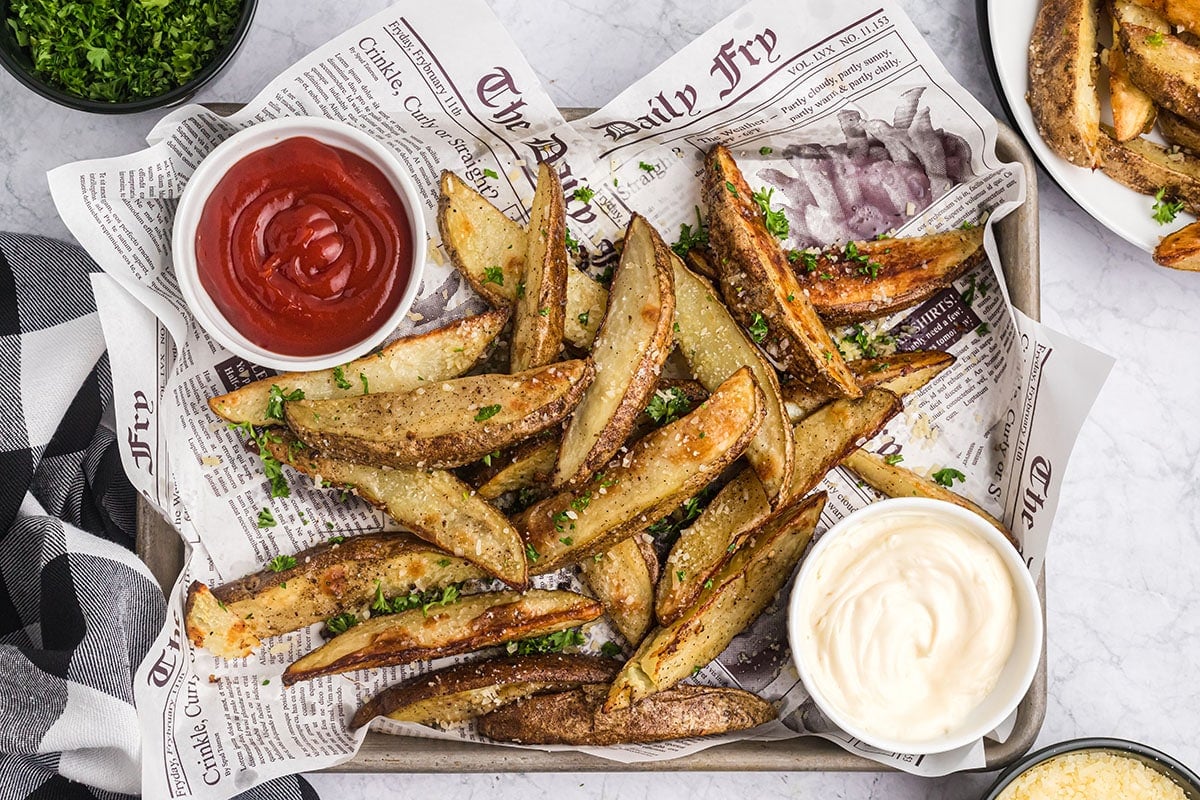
{"left": 645, "top": 387, "right": 691, "bottom": 425}
{"left": 638, "top": 161, "right": 656, "bottom": 172}
{"left": 932, "top": 467, "right": 967, "bottom": 487}
{"left": 1152, "top": 187, "right": 1185, "bottom": 224}
{"left": 482, "top": 265, "right": 505, "bottom": 286}
{"left": 525, "top": 542, "right": 541, "bottom": 562}
{"left": 538, "top": 307, "right": 549, "bottom": 316}
{"left": 751, "top": 187, "right": 789, "bottom": 239}
{"left": 266, "top": 554, "right": 296, "bottom": 573}
{"left": 327, "top": 535, "right": 346, "bottom": 544}
{"left": 552, "top": 510, "right": 571, "bottom": 532}
{"left": 884, "top": 454, "right": 904, "bottom": 465}
{"left": 577, "top": 310, "right": 590, "bottom": 327}
{"left": 256, "top": 508, "right": 276, "bottom": 528}
{"left": 570, "top": 492, "right": 592, "bottom": 512}
{"left": 703, "top": 578, "right": 714, "bottom": 590}
{"left": 960, "top": 274, "right": 990, "bottom": 306}
{"left": 483, "top": 168, "right": 499, "bottom": 179}
{"left": 359, "top": 373, "right": 369, "bottom": 394}
{"left": 506, "top": 627, "right": 585, "bottom": 655}
{"left": 600, "top": 641, "right": 623, "bottom": 658}
{"left": 748, "top": 312, "right": 769, "bottom": 344}
{"left": 976, "top": 322, "right": 991, "bottom": 335}
{"left": 565, "top": 228, "right": 580, "bottom": 254}
{"left": 647, "top": 491, "right": 709, "bottom": 544}
{"left": 324, "top": 612, "right": 359, "bottom": 636}
{"left": 725, "top": 180, "right": 739, "bottom": 196}
{"left": 265, "top": 385, "right": 304, "bottom": 421}
{"left": 481, "top": 450, "right": 501, "bottom": 467}
{"left": 516, "top": 280, "right": 526, "bottom": 298}
{"left": 959, "top": 219, "right": 976, "bottom": 230}
{"left": 475, "top": 404, "right": 502, "bottom": 422}
{"left": 331, "top": 366, "right": 353, "bottom": 390}
{"left": 1145, "top": 31, "right": 1165, "bottom": 46}
{"left": 692, "top": 665, "right": 702, "bottom": 676}
{"left": 229, "top": 422, "right": 290, "bottom": 498}
{"left": 437, "top": 557, "right": 451, "bottom": 567}
{"left": 843, "top": 241, "right": 881, "bottom": 280}
{"left": 759, "top": 146, "right": 773, "bottom": 155}
{"left": 370, "top": 580, "right": 462, "bottom": 616}
{"left": 789, "top": 249, "right": 819, "bottom": 273}
{"left": 671, "top": 206, "right": 710, "bottom": 257}
{"left": 675, "top": 569, "right": 686, "bottom": 582}
{"left": 573, "top": 186, "right": 596, "bottom": 202}
{"left": 560, "top": 536, "right": 573, "bottom": 545}
{"left": 843, "top": 324, "right": 893, "bottom": 358}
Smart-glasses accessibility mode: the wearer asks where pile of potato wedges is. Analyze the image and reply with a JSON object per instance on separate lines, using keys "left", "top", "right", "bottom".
{"left": 185, "top": 149, "right": 1007, "bottom": 747}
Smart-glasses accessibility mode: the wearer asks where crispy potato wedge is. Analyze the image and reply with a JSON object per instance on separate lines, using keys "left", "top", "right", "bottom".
{"left": 783, "top": 351, "right": 955, "bottom": 422}
{"left": 264, "top": 434, "right": 527, "bottom": 587}
{"left": 518, "top": 367, "right": 765, "bottom": 573}
{"left": 579, "top": 535, "right": 659, "bottom": 647}
{"left": 1108, "top": 36, "right": 1157, "bottom": 142}
{"left": 607, "top": 492, "right": 826, "bottom": 711}
{"left": 350, "top": 654, "right": 619, "bottom": 729}
{"left": 1027, "top": 0, "right": 1102, "bottom": 167}
{"left": 553, "top": 215, "right": 676, "bottom": 488}
{"left": 656, "top": 389, "right": 899, "bottom": 625}
{"left": 1097, "top": 125, "right": 1200, "bottom": 213}
{"left": 283, "top": 589, "right": 602, "bottom": 685}
{"left": 1120, "top": 22, "right": 1200, "bottom": 123}
{"left": 1153, "top": 218, "right": 1200, "bottom": 269}
{"left": 473, "top": 437, "right": 559, "bottom": 500}
{"left": 1129, "top": 0, "right": 1200, "bottom": 30}
{"left": 184, "top": 533, "right": 483, "bottom": 658}
{"left": 511, "top": 162, "right": 568, "bottom": 371}
{"left": 790, "top": 227, "right": 986, "bottom": 326}
{"left": 208, "top": 309, "right": 509, "bottom": 426}
{"left": 840, "top": 448, "right": 1018, "bottom": 548}
{"left": 672, "top": 254, "right": 794, "bottom": 505}
{"left": 284, "top": 359, "right": 593, "bottom": 470}
{"left": 683, "top": 247, "right": 718, "bottom": 280}
{"left": 1159, "top": 108, "right": 1200, "bottom": 152}
{"left": 704, "top": 144, "right": 860, "bottom": 397}
{"left": 479, "top": 684, "right": 774, "bottom": 746}
{"left": 437, "top": 171, "right": 606, "bottom": 349}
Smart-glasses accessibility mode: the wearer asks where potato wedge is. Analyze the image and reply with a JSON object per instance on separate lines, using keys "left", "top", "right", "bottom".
{"left": 1128, "top": 0, "right": 1200, "bottom": 30}
{"left": 350, "top": 654, "right": 619, "bottom": 729}
{"left": 683, "top": 247, "right": 718, "bottom": 280}
{"left": 511, "top": 162, "right": 568, "bottom": 371}
{"left": 1097, "top": 125, "right": 1200, "bottom": 213}
{"left": 283, "top": 589, "right": 602, "bottom": 685}
{"left": 655, "top": 389, "right": 899, "bottom": 625}
{"left": 1153, "top": 218, "right": 1200, "bottom": 269}
{"left": 264, "top": 434, "right": 527, "bottom": 587}
{"left": 437, "top": 171, "right": 606, "bottom": 349}
{"left": 473, "top": 437, "right": 559, "bottom": 500}
{"left": 1159, "top": 108, "right": 1200, "bottom": 152}
{"left": 1027, "top": 0, "right": 1102, "bottom": 167}
{"left": 283, "top": 359, "right": 593, "bottom": 470}
{"left": 518, "top": 367, "right": 765, "bottom": 573}
{"left": 1109, "top": 38, "right": 1157, "bottom": 142}
{"left": 607, "top": 492, "right": 826, "bottom": 711}
{"left": 184, "top": 533, "right": 483, "bottom": 658}
{"left": 782, "top": 351, "right": 955, "bottom": 422}
{"left": 789, "top": 227, "right": 986, "bottom": 326}
{"left": 208, "top": 308, "right": 509, "bottom": 426}
{"left": 672, "top": 254, "right": 794, "bottom": 505}
{"left": 840, "top": 448, "right": 1017, "bottom": 548}
{"left": 479, "top": 684, "right": 775, "bottom": 746}
{"left": 704, "top": 144, "right": 860, "bottom": 397}
{"left": 1120, "top": 22, "right": 1200, "bottom": 123}
{"left": 579, "top": 535, "right": 659, "bottom": 647}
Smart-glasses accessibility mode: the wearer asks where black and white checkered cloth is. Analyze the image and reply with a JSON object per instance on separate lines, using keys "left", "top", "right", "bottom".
{"left": 0, "top": 233, "right": 319, "bottom": 800}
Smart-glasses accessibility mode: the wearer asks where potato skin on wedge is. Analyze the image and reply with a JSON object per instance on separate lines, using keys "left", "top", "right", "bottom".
{"left": 1119, "top": 22, "right": 1200, "bottom": 124}
{"left": 1097, "top": 126, "right": 1200, "bottom": 214}
{"left": 284, "top": 359, "right": 593, "bottom": 470}
{"left": 782, "top": 351, "right": 954, "bottom": 422}
{"left": 479, "top": 684, "right": 775, "bottom": 746}
{"left": 790, "top": 227, "right": 986, "bottom": 326}
{"left": 283, "top": 589, "right": 602, "bottom": 685}
{"left": 1027, "top": 0, "right": 1101, "bottom": 167}
{"left": 703, "top": 144, "right": 860, "bottom": 397}
{"left": 350, "top": 654, "right": 619, "bottom": 729}
{"left": 1158, "top": 109, "right": 1200, "bottom": 153}
{"left": 511, "top": 162, "right": 568, "bottom": 372}
{"left": 208, "top": 308, "right": 509, "bottom": 427}
{"left": 579, "top": 535, "right": 659, "bottom": 647}
{"left": 1153, "top": 218, "right": 1200, "bottom": 270}
{"left": 185, "top": 533, "right": 482, "bottom": 658}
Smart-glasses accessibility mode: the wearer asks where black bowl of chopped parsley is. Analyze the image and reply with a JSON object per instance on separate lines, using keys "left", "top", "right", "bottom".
{"left": 0, "top": 0, "right": 256, "bottom": 113}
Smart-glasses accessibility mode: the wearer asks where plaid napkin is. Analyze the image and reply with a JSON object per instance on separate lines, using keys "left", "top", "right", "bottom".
{"left": 0, "top": 233, "right": 318, "bottom": 800}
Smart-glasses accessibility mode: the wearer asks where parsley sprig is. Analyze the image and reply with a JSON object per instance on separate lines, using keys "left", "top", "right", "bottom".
{"left": 671, "top": 206, "right": 710, "bottom": 257}
{"left": 229, "top": 422, "right": 290, "bottom": 498}
{"left": 932, "top": 467, "right": 966, "bottom": 487}
{"left": 265, "top": 385, "right": 304, "bottom": 422}
{"left": 370, "top": 580, "right": 462, "bottom": 617}
{"left": 645, "top": 387, "right": 692, "bottom": 426}
{"left": 751, "top": 187, "right": 789, "bottom": 239}
{"left": 506, "top": 627, "right": 585, "bottom": 655}
{"left": 1152, "top": 187, "right": 1185, "bottom": 225}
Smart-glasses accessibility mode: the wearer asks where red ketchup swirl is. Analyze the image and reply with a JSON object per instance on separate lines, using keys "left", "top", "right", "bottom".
{"left": 195, "top": 136, "right": 412, "bottom": 357}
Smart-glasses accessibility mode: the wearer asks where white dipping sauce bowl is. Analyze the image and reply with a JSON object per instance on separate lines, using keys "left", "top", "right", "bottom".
{"left": 788, "top": 497, "right": 1042, "bottom": 755}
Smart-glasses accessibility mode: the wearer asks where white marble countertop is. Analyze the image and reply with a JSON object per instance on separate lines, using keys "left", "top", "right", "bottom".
{"left": 2, "top": 1, "right": 1197, "bottom": 797}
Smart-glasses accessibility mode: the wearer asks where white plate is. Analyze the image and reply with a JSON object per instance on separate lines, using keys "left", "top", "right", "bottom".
{"left": 985, "top": 0, "right": 1195, "bottom": 252}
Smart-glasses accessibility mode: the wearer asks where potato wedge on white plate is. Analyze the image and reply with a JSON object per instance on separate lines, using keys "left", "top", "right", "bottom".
{"left": 1027, "top": 0, "right": 1102, "bottom": 167}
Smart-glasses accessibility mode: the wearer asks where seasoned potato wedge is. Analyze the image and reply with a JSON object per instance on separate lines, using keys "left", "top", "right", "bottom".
{"left": 473, "top": 437, "right": 559, "bottom": 500}
{"left": 350, "top": 654, "right": 619, "bottom": 729}
{"left": 656, "top": 389, "right": 899, "bottom": 625}
{"left": 1153, "top": 218, "right": 1200, "bottom": 269}
{"left": 1119, "top": 22, "right": 1200, "bottom": 123}
{"left": 683, "top": 247, "right": 718, "bottom": 280}
{"left": 511, "top": 163, "right": 568, "bottom": 371}
{"left": 184, "top": 533, "right": 482, "bottom": 658}
{"left": 782, "top": 351, "right": 955, "bottom": 422}
{"left": 264, "top": 434, "right": 527, "bottom": 587}
{"left": 579, "top": 535, "right": 659, "bottom": 647}
{"left": 1128, "top": 0, "right": 1200, "bottom": 30}
{"left": 553, "top": 215, "right": 675, "bottom": 488}
{"left": 1158, "top": 109, "right": 1200, "bottom": 152}
{"left": 1108, "top": 35, "right": 1157, "bottom": 142}
{"left": 607, "top": 492, "right": 826, "bottom": 711}
{"left": 283, "top": 589, "right": 602, "bottom": 685}
{"left": 208, "top": 309, "right": 509, "bottom": 426}
{"left": 703, "top": 145, "right": 860, "bottom": 397}
{"left": 437, "top": 171, "right": 606, "bottom": 349}
{"left": 672, "top": 254, "right": 794, "bottom": 505}
{"left": 480, "top": 684, "right": 775, "bottom": 746}
{"left": 840, "top": 448, "right": 1017, "bottom": 548}
{"left": 790, "top": 227, "right": 986, "bottom": 326}
{"left": 1097, "top": 126, "right": 1200, "bottom": 213}
{"left": 284, "top": 359, "right": 593, "bottom": 470}
{"left": 517, "top": 367, "right": 765, "bottom": 573}
{"left": 1027, "top": 0, "right": 1102, "bottom": 167}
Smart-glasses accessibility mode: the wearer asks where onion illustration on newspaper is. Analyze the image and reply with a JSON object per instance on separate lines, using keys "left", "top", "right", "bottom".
{"left": 52, "top": 0, "right": 1111, "bottom": 797}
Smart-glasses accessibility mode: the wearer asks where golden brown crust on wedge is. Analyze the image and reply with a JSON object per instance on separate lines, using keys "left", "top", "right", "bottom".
{"left": 283, "top": 590, "right": 602, "bottom": 685}
{"left": 479, "top": 684, "right": 775, "bottom": 745}
{"left": 1027, "top": 0, "right": 1101, "bottom": 167}
{"left": 1097, "top": 126, "right": 1200, "bottom": 213}
{"left": 579, "top": 535, "right": 659, "bottom": 647}
{"left": 781, "top": 351, "right": 955, "bottom": 422}
{"left": 703, "top": 145, "right": 860, "bottom": 396}
{"left": 1108, "top": 21, "right": 1158, "bottom": 141}
{"left": 350, "top": 654, "right": 619, "bottom": 729}
{"left": 184, "top": 533, "right": 482, "bottom": 658}
{"left": 1129, "top": 0, "right": 1200, "bottom": 31}
{"left": 471, "top": 437, "right": 559, "bottom": 500}
{"left": 1159, "top": 109, "right": 1200, "bottom": 153}
{"left": 283, "top": 359, "right": 593, "bottom": 470}
{"left": 438, "top": 171, "right": 527, "bottom": 307}
{"left": 1153, "top": 218, "right": 1200, "bottom": 269}
{"left": 1120, "top": 22, "right": 1200, "bottom": 123}
{"left": 511, "top": 163, "right": 568, "bottom": 371}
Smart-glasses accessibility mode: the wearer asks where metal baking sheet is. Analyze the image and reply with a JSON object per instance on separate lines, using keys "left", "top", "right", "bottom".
{"left": 135, "top": 113, "right": 1045, "bottom": 773}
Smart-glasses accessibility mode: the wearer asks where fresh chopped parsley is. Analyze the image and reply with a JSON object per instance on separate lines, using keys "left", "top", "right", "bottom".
{"left": 359, "top": 373, "right": 369, "bottom": 395}
{"left": 789, "top": 249, "right": 819, "bottom": 273}
{"left": 552, "top": 510, "right": 571, "bottom": 532}
{"left": 1145, "top": 31, "right": 1165, "bottom": 46}
{"left": 475, "top": 404, "right": 502, "bottom": 422}
{"left": 565, "top": 228, "right": 580, "bottom": 254}
{"left": 481, "top": 450, "right": 501, "bottom": 467}
{"left": 573, "top": 186, "right": 596, "bottom": 202}
{"left": 932, "top": 467, "right": 967, "bottom": 487}
{"left": 671, "top": 206, "right": 709, "bottom": 257}
{"left": 437, "top": 558, "right": 451, "bottom": 567}
{"left": 725, "top": 180, "right": 739, "bottom": 196}
{"left": 266, "top": 554, "right": 296, "bottom": 573}
{"left": 327, "top": 535, "right": 346, "bottom": 544}
{"left": 483, "top": 168, "right": 499, "bottom": 179}
{"left": 331, "top": 366, "right": 352, "bottom": 390}
{"left": 692, "top": 665, "right": 702, "bottom": 676}
{"left": 570, "top": 492, "right": 592, "bottom": 512}
{"left": 748, "top": 312, "right": 769, "bottom": 343}
{"left": 229, "top": 422, "right": 290, "bottom": 498}
{"left": 370, "top": 580, "right": 462, "bottom": 616}
{"left": 525, "top": 542, "right": 541, "bottom": 562}
{"left": 703, "top": 578, "right": 714, "bottom": 590}
{"left": 1152, "top": 187, "right": 1185, "bottom": 224}
{"left": 600, "top": 641, "right": 623, "bottom": 658}
{"left": 559, "top": 536, "right": 573, "bottom": 545}
{"left": 844, "top": 241, "right": 881, "bottom": 280}
{"left": 759, "top": 146, "right": 773, "bottom": 155}
{"left": 638, "top": 161, "right": 656, "bottom": 172}
{"left": 676, "top": 569, "right": 686, "bottom": 582}
{"left": 516, "top": 280, "right": 526, "bottom": 298}
{"left": 751, "top": 186, "right": 789, "bottom": 239}
{"left": 843, "top": 323, "right": 893, "bottom": 359}
{"left": 578, "top": 310, "right": 590, "bottom": 327}
{"left": 506, "top": 627, "right": 585, "bottom": 655}
{"left": 256, "top": 508, "right": 276, "bottom": 528}
{"left": 645, "top": 387, "right": 691, "bottom": 425}
{"left": 538, "top": 307, "right": 549, "bottom": 316}
{"left": 647, "top": 491, "right": 710, "bottom": 544}
{"left": 482, "top": 265, "right": 505, "bottom": 286}
{"left": 324, "top": 612, "right": 359, "bottom": 636}
{"left": 884, "top": 454, "right": 904, "bottom": 465}
{"left": 265, "top": 385, "right": 304, "bottom": 421}
{"left": 976, "top": 322, "right": 991, "bottom": 335}
{"left": 959, "top": 219, "right": 976, "bottom": 230}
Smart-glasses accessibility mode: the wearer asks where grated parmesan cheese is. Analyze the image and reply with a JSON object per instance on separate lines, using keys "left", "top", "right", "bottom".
{"left": 997, "top": 751, "right": 1189, "bottom": 800}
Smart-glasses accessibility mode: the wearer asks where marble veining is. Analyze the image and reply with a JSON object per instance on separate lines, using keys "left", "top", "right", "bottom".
{"left": 2, "top": 0, "right": 1197, "bottom": 797}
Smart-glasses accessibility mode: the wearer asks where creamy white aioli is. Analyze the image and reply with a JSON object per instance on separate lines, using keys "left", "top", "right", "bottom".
{"left": 797, "top": 510, "right": 1018, "bottom": 744}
